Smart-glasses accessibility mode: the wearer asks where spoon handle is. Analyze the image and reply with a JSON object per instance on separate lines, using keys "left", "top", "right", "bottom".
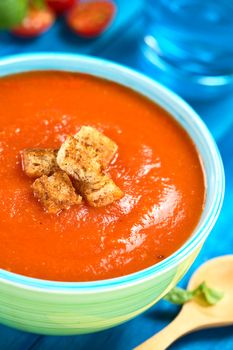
{"left": 134, "top": 312, "right": 196, "bottom": 350}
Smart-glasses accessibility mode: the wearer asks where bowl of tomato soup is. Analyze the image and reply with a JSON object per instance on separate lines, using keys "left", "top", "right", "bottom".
{"left": 0, "top": 54, "right": 224, "bottom": 335}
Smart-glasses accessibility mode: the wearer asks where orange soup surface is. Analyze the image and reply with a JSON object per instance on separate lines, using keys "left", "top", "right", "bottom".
{"left": 0, "top": 72, "right": 205, "bottom": 281}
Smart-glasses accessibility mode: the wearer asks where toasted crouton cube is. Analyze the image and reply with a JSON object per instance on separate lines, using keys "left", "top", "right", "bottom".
{"left": 57, "top": 135, "right": 102, "bottom": 183}
{"left": 76, "top": 175, "right": 124, "bottom": 207}
{"left": 72, "top": 175, "right": 108, "bottom": 195}
{"left": 75, "top": 126, "right": 118, "bottom": 168}
{"left": 86, "top": 178, "right": 123, "bottom": 207}
{"left": 32, "top": 171, "right": 82, "bottom": 214}
{"left": 21, "top": 148, "right": 58, "bottom": 178}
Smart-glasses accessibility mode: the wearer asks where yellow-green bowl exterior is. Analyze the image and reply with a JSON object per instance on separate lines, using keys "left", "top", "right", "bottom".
{"left": 0, "top": 247, "right": 201, "bottom": 335}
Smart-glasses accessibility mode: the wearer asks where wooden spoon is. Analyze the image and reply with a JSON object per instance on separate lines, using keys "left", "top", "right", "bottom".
{"left": 135, "top": 255, "right": 233, "bottom": 350}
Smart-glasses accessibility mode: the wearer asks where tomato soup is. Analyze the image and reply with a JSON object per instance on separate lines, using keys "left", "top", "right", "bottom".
{"left": 0, "top": 72, "right": 205, "bottom": 282}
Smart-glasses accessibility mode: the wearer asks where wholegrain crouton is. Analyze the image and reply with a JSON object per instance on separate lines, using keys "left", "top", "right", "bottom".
{"left": 75, "top": 126, "right": 118, "bottom": 169}
{"left": 32, "top": 171, "right": 82, "bottom": 214}
{"left": 57, "top": 135, "right": 103, "bottom": 183}
{"left": 21, "top": 148, "right": 58, "bottom": 178}
{"left": 75, "top": 175, "right": 124, "bottom": 207}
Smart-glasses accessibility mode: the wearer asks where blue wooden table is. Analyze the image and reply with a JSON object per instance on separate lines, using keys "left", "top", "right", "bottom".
{"left": 0, "top": 1, "right": 233, "bottom": 349}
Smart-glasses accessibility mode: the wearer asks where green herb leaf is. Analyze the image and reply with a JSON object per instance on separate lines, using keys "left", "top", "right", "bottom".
{"left": 198, "top": 282, "right": 224, "bottom": 305}
{"left": 164, "top": 287, "right": 195, "bottom": 305}
{"left": 0, "top": 0, "right": 28, "bottom": 30}
{"left": 164, "top": 282, "right": 223, "bottom": 306}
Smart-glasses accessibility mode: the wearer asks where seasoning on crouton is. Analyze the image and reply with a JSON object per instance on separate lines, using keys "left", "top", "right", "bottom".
{"left": 25, "top": 125, "right": 123, "bottom": 211}
{"left": 21, "top": 148, "right": 58, "bottom": 178}
{"left": 75, "top": 175, "right": 124, "bottom": 207}
{"left": 57, "top": 135, "right": 102, "bottom": 183}
{"left": 75, "top": 126, "right": 118, "bottom": 169}
{"left": 32, "top": 171, "right": 82, "bottom": 214}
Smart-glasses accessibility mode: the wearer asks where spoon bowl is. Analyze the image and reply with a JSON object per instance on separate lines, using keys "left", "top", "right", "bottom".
{"left": 187, "top": 255, "right": 233, "bottom": 325}
{"left": 136, "top": 255, "right": 233, "bottom": 350}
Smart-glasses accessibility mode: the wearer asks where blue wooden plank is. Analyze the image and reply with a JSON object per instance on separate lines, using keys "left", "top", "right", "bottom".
{"left": 172, "top": 326, "right": 233, "bottom": 350}
{"left": 0, "top": 324, "right": 40, "bottom": 350}
{"left": 99, "top": 14, "right": 142, "bottom": 69}
{"left": 192, "top": 97, "right": 233, "bottom": 141}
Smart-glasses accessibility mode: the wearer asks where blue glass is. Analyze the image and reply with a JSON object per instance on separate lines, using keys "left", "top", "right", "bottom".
{"left": 140, "top": 0, "right": 233, "bottom": 100}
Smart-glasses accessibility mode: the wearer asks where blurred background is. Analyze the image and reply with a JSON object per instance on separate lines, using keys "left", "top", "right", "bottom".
{"left": 0, "top": 0, "right": 233, "bottom": 349}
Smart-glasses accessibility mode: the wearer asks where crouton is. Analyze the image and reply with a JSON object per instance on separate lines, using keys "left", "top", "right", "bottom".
{"left": 75, "top": 175, "right": 124, "bottom": 207}
{"left": 21, "top": 148, "right": 58, "bottom": 178}
{"left": 57, "top": 135, "right": 102, "bottom": 183}
{"left": 75, "top": 126, "right": 118, "bottom": 169}
{"left": 72, "top": 175, "right": 107, "bottom": 197}
{"left": 32, "top": 171, "right": 82, "bottom": 214}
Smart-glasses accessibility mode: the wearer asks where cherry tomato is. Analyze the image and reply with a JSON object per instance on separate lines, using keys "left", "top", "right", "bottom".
{"left": 11, "top": 7, "right": 55, "bottom": 38}
{"left": 46, "top": 0, "right": 77, "bottom": 15}
{"left": 67, "top": 1, "right": 116, "bottom": 38}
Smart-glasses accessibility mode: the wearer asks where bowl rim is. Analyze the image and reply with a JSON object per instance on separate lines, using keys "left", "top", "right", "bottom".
{"left": 0, "top": 53, "right": 225, "bottom": 293}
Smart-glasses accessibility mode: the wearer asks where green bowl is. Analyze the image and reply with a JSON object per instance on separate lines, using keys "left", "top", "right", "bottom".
{"left": 0, "top": 53, "right": 224, "bottom": 335}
